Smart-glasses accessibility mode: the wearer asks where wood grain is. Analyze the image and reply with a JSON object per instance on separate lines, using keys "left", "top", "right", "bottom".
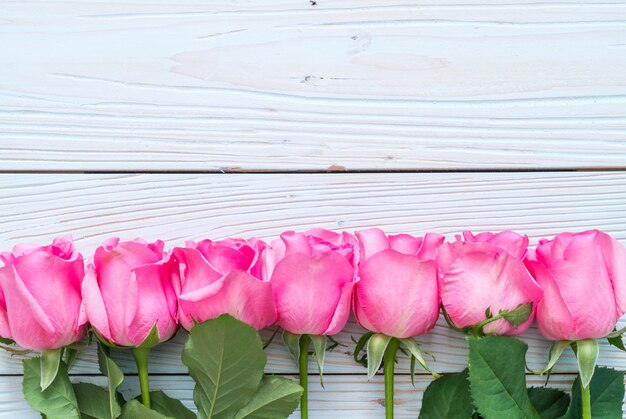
{"left": 1, "top": 172, "right": 626, "bottom": 376}
{"left": 1, "top": 373, "right": 617, "bottom": 418}
{"left": 1, "top": 1, "right": 626, "bottom": 170}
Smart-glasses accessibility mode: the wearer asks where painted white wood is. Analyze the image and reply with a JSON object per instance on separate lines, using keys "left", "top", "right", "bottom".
{"left": 1, "top": 172, "right": 626, "bottom": 379}
{"left": 0, "top": 374, "right": 616, "bottom": 418}
{"left": 2, "top": 1, "right": 626, "bottom": 170}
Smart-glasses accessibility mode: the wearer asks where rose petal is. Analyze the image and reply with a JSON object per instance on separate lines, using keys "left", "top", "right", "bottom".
{"left": 526, "top": 260, "right": 574, "bottom": 340}
{"left": 356, "top": 228, "right": 390, "bottom": 260}
{"left": 82, "top": 264, "right": 112, "bottom": 341}
{"left": 355, "top": 250, "right": 438, "bottom": 338}
{"left": 179, "top": 270, "right": 276, "bottom": 330}
{"left": 272, "top": 252, "right": 354, "bottom": 335}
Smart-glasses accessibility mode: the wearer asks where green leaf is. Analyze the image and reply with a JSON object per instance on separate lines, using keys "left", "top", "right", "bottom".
{"left": 527, "top": 387, "right": 570, "bottom": 419}
{"left": 607, "top": 334, "right": 626, "bottom": 351}
{"left": 366, "top": 334, "right": 392, "bottom": 379}
{"left": 64, "top": 348, "right": 79, "bottom": 371}
{"left": 138, "top": 324, "right": 161, "bottom": 348}
{"left": 73, "top": 382, "right": 114, "bottom": 419}
{"left": 419, "top": 369, "right": 473, "bottom": 419}
{"left": 93, "top": 328, "right": 125, "bottom": 349}
{"left": 499, "top": 303, "right": 533, "bottom": 329}
{"left": 605, "top": 324, "right": 626, "bottom": 338}
{"left": 575, "top": 339, "right": 599, "bottom": 389}
{"left": 141, "top": 391, "right": 196, "bottom": 419}
{"left": 399, "top": 338, "right": 439, "bottom": 379}
{"left": 22, "top": 357, "right": 80, "bottom": 419}
{"left": 309, "top": 335, "right": 326, "bottom": 384}
{"left": 468, "top": 335, "right": 539, "bottom": 419}
{"left": 41, "top": 348, "right": 63, "bottom": 391}
{"left": 234, "top": 376, "right": 303, "bottom": 419}
{"left": 410, "top": 355, "right": 416, "bottom": 386}
{"left": 282, "top": 331, "right": 301, "bottom": 361}
{"left": 182, "top": 314, "right": 265, "bottom": 419}
{"left": 352, "top": 332, "right": 374, "bottom": 367}
{"left": 565, "top": 367, "right": 624, "bottom": 419}
{"left": 121, "top": 400, "right": 169, "bottom": 419}
{"left": 97, "top": 343, "right": 124, "bottom": 419}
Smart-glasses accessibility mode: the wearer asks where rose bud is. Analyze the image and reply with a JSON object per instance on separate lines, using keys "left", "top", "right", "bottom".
{"left": 0, "top": 236, "right": 86, "bottom": 350}
{"left": 354, "top": 228, "right": 443, "bottom": 338}
{"left": 82, "top": 238, "right": 177, "bottom": 347}
{"left": 439, "top": 231, "right": 542, "bottom": 335}
{"left": 171, "top": 238, "right": 276, "bottom": 330}
{"left": 268, "top": 228, "right": 358, "bottom": 336}
{"left": 526, "top": 230, "right": 626, "bottom": 341}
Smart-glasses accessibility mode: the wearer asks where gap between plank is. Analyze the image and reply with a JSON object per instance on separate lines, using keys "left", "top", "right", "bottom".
{"left": 2, "top": 167, "right": 626, "bottom": 175}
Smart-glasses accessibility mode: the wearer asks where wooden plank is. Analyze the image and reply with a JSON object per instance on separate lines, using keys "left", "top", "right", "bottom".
{"left": 0, "top": 373, "right": 612, "bottom": 418}
{"left": 2, "top": 2, "right": 626, "bottom": 170}
{"left": 1, "top": 172, "right": 626, "bottom": 376}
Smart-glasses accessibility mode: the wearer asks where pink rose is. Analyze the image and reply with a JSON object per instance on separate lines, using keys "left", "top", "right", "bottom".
{"left": 526, "top": 230, "right": 626, "bottom": 340}
{"left": 82, "top": 238, "right": 177, "bottom": 347}
{"left": 172, "top": 238, "right": 276, "bottom": 330}
{"left": 439, "top": 231, "right": 542, "bottom": 335}
{"left": 354, "top": 229, "right": 444, "bottom": 338}
{"left": 0, "top": 237, "right": 86, "bottom": 350}
{"left": 269, "top": 229, "right": 358, "bottom": 335}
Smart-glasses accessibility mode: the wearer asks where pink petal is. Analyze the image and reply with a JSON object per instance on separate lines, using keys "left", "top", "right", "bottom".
{"left": 82, "top": 264, "right": 112, "bottom": 342}
{"left": 173, "top": 247, "right": 224, "bottom": 300}
{"left": 547, "top": 231, "right": 617, "bottom": 338}
{"left": 93, "top": 240, "right": 161, "bottom": 345}
{"left": 416, "top": 233, "right": 445, "bottom": 260}
{"left": 179, "top": 270, "right": 276, "bottom": 330}
{"left": 463, "top": 230, "right": 529, "bottom": 259}
{"left": 324, "top": 281, "right": 355, "bottom": 335}
{"left": 13, "top": 250, "right": 84, "bottom": 338}
{"left": 194, "top": 240, "right": 255, "bottom": 274}
{"left": 0, "top": 264, "right": 57, "bottom": 349}
{"left": 389, "top": 234, "right": 422, "bottom": 255}
{"left": 0, "top": 269, "right": 12, "bottom": 339}
{"left": 305, "top": 228, "right": 342, "bottom": 244}
{"left": 526, "top": 260, "right": 574, "bottom": 340}
{"left": 245, "top": 237, "right": 267, "bottom": 280}
{"left": 280, "top": 231, "right": 313, "bottom": 256}
{"left": 263, "top": 238, "right": 286, "bottom": 281}
{"left": 356, "top": 228, "right": 390, "bottom": 260}
{"left": 271, "top": 253, "right": 354, "bottom": 335}
{"left": 599, "top": 232, "right": 626, "bottom": 318}
{"left": 355, "top": 250, "right": 439, "bottom": 338}
{"left": 126, "top": 264, "right": 177, "bottom": 346}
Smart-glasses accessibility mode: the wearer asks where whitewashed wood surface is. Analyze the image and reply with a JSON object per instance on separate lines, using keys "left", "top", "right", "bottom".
{"left": 2, "top": 0, "right": 626, "bottom": 417}
{"left": 1, "top": 1, "right": 626, "bottom": 170}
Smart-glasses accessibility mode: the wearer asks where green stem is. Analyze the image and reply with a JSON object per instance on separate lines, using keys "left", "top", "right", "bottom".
{"left": 383, "top": 338, "right": 400, "bottom": 419}
{"left": 474, "top": 314, "right": 508, "bottom": 336}
{"left": 299, "top": 335, "right": 311, "bottom": 419}
{"left": 581, "top": 381, "right": 591, "bottom": 419}
{"left": 131, "top": 347, "right": 151, "bottom": 408}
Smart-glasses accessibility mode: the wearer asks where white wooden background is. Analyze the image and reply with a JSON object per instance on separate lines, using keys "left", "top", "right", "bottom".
{"left": 1, "top": 1, "right": 626, "bottom": 417}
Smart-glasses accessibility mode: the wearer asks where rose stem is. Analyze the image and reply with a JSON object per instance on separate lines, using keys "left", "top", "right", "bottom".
{"left": 383, "top": 338, "right": 400, "bottom": 419}
{"left": 131, "top": 347, "right": 152, "bottom": 408}
{"left": 298, "top": 335, "right": 312, "bottom": 419}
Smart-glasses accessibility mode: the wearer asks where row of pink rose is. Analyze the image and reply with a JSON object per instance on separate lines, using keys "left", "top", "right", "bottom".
{"left": 0, "top": 228, "right": 624, "bottom": 352}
